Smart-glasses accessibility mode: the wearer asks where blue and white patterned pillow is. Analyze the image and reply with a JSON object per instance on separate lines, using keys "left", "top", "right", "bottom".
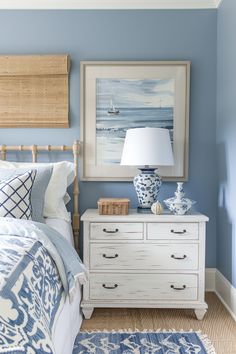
{"left": 0, "top": 166, "right": 52, "bottom": 223}
{"left": 0, "top": 170, "right": 36, "bottom": 219}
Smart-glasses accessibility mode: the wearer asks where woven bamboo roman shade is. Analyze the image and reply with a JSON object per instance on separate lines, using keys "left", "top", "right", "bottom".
{"left": 0, "top": 55, "right": 70, "bottom": 127}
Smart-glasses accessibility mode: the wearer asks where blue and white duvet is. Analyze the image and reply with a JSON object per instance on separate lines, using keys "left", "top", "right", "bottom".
{"left": 0, "top": 218, "right": 86, "bottom": 354}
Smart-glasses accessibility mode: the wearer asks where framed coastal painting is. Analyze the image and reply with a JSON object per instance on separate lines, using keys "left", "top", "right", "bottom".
{"left": 80, "top": 61, "right": 190, "bottom": 181}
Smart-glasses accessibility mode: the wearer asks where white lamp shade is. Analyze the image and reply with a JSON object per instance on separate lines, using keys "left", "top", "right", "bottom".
{"left": 120, "top": 127, "right": 174, "bottom": 166}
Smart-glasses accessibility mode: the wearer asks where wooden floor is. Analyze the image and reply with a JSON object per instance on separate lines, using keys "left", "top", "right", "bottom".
{"left": 81, "top": 293, "right": 236, "bottom": 354}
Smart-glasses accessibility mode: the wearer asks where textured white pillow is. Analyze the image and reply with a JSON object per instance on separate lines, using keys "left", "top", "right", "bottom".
{"left": 0, "top": 161, "right": 75, "bottom": 221}
{"left": 0, "top": 170, "right": 36, "bottom": 220}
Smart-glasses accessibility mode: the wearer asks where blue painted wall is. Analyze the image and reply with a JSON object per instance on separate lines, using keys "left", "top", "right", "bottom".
{"left": 217, "top": 0, "right": 236, "bottom": 287}
{"left": 0, "top": 10, "right": 217, "bottom": 266}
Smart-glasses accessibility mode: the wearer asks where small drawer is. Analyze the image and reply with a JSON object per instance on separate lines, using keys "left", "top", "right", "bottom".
{"left": 90, "top": 243, "right": 199, "bottom": 270}
{"left": 90, "top": 273, "right": 198, "bottom": 301}
{"left": 90, "top": 223, "right": 143, "bottom": 240}
{"left": 147, "top": 223, "right": 199, "bottom": 240}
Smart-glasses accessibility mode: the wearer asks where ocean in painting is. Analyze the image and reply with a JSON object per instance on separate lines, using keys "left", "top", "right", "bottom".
{"left": 96, "top": 78, "right": 174, "bottom": 165}
{"left": 96, "top": 107, "right": 173, "bottom": 165}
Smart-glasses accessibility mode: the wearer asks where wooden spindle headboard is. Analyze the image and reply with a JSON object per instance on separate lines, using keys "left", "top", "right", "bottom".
{"left": 0, "top": 140, "right": 80, "bottom": 252}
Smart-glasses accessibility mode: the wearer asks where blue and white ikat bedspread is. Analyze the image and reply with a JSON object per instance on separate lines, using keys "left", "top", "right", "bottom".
{"left": 0, "top": 218, "right": 86, "bottom": 354}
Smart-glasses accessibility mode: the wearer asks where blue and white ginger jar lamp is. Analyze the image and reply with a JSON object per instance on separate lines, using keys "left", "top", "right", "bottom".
{"left": 121, "top": 127, "right": 174, "bottom": 213}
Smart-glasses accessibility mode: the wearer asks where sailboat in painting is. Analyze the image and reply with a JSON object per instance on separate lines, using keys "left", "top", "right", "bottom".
{"left": 159, "top": 98, "right": 163, "bottom": 109}
{"left": 108, "top": 99, "right": 120, "bottom": 115}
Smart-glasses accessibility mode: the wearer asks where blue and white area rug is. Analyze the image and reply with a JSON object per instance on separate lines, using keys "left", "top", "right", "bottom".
{"left": 73, "top": 330, "right": 216, "bottom": 353}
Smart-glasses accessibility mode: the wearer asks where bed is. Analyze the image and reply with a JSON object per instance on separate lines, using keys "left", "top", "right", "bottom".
{"left": 0, "top": 142, "right": 85, "bottom": 354}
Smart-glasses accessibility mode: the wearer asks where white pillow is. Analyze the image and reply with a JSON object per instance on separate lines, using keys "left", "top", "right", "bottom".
{"left": 0, "top": 161, "right": 75, "bottom": 221}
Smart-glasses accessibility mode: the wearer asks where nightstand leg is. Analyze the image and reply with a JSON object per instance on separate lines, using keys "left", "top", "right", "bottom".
{"left": 82, "top": 307, "right": 94, "bottom": 319}
{"left": 194, "top": 309, "right": 207, "bottom": 320}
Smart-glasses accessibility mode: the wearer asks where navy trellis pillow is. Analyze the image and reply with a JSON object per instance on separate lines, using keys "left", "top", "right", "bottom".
{"left": 0, "top": 166, "right": 52, "bottom": 223}
{"left": 0, "top": 170, "right": 36, "bottom": 220}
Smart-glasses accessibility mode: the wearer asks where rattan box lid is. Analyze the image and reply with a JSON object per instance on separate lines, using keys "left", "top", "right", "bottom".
{"left": 97, "top": 198, "right": 130, "bottom": 205}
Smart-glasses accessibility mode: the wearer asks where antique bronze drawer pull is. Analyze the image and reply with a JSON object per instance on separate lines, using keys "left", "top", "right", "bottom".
{"left": 170, "top": 285, "right": 186, "bottom": 291}
{"left": 102, "top": 284, "right": 118, "bottom": 289}
{"left": 171, "top": 254, "right": 187, "bottom": 260}
{"left": 103, "top": 228, "right": 119, "bottom": 233}
{"left": 103, "top": 254, "right": 119, "bottom": 259}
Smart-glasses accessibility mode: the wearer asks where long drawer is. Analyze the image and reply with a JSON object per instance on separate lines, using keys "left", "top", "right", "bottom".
{"left": 90, "top": 223, "right": 143, "bottom": 240}
{"left": 89, "top": 273, "right": 198, "bottom": 301}
{"left": 90, "top": 243, "right": 199, "bottom": 270}
{"left": 147, "top": 223, "right": 199, "bottom": 240}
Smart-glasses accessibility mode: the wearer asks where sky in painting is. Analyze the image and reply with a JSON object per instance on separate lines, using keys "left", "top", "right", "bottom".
{"left": 96, "top": 78, "right": 174, "bottom": 108}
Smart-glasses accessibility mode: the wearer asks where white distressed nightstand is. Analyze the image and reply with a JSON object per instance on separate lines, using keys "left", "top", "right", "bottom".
{"left": 81, "top": 209, "right": 209, "bottom": 320}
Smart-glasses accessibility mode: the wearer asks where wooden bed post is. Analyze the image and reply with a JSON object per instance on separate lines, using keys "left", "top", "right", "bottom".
{"left": 31, "top": 145, "right": 37, "bottom": 163}
{"left": 0, "top": 144, "right": 6, "bottom": 160}
{"left": 72, "top": 140, "right": 80, "bottom": 252}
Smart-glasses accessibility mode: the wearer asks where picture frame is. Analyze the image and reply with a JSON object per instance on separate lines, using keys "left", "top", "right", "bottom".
{"left": 80, "top": 61, "right": 190, "bottom": 181}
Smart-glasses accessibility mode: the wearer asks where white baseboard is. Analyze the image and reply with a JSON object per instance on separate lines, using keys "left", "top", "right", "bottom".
{"left": 205, "top": 268, "right": 236, "bottom": 321}
{"left": 215, "top": 270, "right": 236, "bottom": 321}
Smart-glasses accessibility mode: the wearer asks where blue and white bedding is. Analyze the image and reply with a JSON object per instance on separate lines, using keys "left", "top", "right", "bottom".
{"left": 0, "top": 218, "right": 86, "bottom": 354}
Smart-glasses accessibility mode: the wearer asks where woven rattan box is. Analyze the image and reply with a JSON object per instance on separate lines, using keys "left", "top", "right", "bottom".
{"left": 97, "top": 198, "right": 130, "bottom": 215}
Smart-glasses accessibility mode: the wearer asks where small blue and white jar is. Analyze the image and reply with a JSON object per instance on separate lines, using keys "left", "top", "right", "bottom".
{"left": 164, "top": 182, "right": 196, "bottom": 215}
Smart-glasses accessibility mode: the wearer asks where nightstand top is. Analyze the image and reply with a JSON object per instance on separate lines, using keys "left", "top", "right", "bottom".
{"left": 81, "top": 209, "right": 209, "bottom": 222}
